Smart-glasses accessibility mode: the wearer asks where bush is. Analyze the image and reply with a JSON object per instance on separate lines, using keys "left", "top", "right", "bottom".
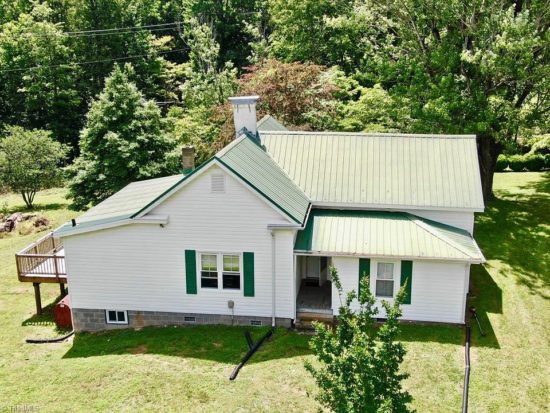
{"left": 495, "top": 155, "right": 508, "bottom": 172}
{"left": 524, "top": 154, "right": 546, "bottom": 171}
{"left": 508, "top": 154, "right": 526, "bottom": 172}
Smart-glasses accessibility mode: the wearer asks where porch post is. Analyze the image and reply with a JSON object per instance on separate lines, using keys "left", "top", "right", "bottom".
{"left": 33, "top": 282, "right": 42, "bottom": 315}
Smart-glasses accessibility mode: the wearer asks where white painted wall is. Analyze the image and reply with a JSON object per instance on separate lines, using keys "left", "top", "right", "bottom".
{"left": 330, "top": 256, "right": 470, "bottom": 324}
{"left": 64, "top": 164, "right": 296, "bottom": 320}
{"left": 402, "top": 209, "right": 475, "bottom": 234}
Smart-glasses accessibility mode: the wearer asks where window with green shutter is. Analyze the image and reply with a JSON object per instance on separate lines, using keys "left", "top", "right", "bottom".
{"left": 185, "top": 250, "right": 197, "bottom": 294}
{"left": 243, "top": 252, "right": 255, "bottom": 297}
{"left": 400, "top": 260, "right": 413, "bottom": 304}
{"left": 358, "top": 258, "right": 370, "bottom": 295}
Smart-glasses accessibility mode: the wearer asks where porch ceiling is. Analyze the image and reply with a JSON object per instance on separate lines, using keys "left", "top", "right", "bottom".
{"left": 294, "top": 209, "right": 485, "bottom": 263}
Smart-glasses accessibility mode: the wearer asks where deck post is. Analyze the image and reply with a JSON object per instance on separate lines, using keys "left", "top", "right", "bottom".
{"left": 59, "top": 283, "right": 67, "bottom": 297}
{"left": 33, "top": 282, "right": 42, "bottom": 315}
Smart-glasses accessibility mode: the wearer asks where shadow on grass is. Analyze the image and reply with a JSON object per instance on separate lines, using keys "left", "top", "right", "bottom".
{"left": 21, "top": 295, "right": 63, "bottom": 327}
{"left": 63, "top": 325, "right": 312, "bottom": 364}
{"left": 4, "top": 202, "right": 69, "bottom": 215}
{"left": 475, "top": 172, "right": 550, "bottom": 299}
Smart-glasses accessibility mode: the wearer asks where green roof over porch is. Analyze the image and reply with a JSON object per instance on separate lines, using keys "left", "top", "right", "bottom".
{"left": 294, "top": 209, "right": 485, "bottom": 263}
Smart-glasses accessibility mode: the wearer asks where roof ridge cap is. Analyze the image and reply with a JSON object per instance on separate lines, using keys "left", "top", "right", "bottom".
{"left": 259, "top": 131, "right": 477, "bottom": 138}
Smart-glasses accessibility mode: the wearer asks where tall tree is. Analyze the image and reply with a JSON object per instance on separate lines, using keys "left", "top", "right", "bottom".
{"left": 0, "top": 126, "right": 67, "bottom": 208}
{"left": 67, "top": 64, "right": 177, "bottom": 210}
{"left": 268, "top": 0, "right": 374, "bottom": 72}
{"left": 0, "top": 4, "right": 81, "bottom": 149}
{"left": 357, "top": 0, "right": 550, "bottom": 199}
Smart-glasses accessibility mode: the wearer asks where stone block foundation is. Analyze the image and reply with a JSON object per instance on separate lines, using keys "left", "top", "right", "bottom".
{"left": 72, "top": 308, "right": 292, "bottom": 332}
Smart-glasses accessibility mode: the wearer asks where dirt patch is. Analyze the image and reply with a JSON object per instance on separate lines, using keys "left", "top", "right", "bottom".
{"left": 129, "top": 344, "right": 149, "bottom": 354}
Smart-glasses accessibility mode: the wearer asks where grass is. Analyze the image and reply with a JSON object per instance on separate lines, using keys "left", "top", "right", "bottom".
{"left": 0, "top": 174, "right": 549, "bottom": 412}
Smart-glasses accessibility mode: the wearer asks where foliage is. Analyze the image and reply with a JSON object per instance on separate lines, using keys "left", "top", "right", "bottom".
{"left": 166, "top": 105, "right": 223, "bottom": 164}
{"left": 355, "top": 0, "right": 550, "bottom": 199}
{"left": 498, "top": 153, "right": 548, "bottom": 172}
{"left": 528, "top": 135, "right": 550, "bottom": 155}
{"left": 180, "top": 16, "right": 238, "bottom": 108}
{"left": 67, "top": 64, "right": 177, "bottom": 210}
{"left": 306, "top": 267, "right": 412, "bottom": 413}
{"left": 0, "top": 4, "right": 81, "bottom": 149}
{"left": 0, "top": 126, "right": 67, "bottom": 208}
{"left": 495, "top": 155, "right": 509, "bottom": 172}
{"left": 268, "top": 0, "right": 375, "bottom": 73}
{"left": 339, "top": 84, "right": 407, "bottom": 132}
{"left": 239, "top": 59, "right": 340, "bottom": 129}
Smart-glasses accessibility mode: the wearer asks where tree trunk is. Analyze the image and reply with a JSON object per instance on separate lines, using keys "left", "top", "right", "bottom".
{"left": 477, "top": 136, "right": 503, "bottom": 202}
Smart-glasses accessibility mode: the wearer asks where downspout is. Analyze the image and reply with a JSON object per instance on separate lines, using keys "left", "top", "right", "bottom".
{"left": 271, "top": 230, "right": 276, "bottom": 327}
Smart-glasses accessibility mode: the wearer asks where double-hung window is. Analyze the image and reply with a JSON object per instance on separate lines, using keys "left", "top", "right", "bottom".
{"left": 200, "top": 253, "right": 241, "bottom": 290}
{"left": 200, "top": 254, "right": 218, "bottom": 288}
{"left": 375, "top": 262, "right": 395, "bottom": 298}
{"left": 222, "top": 255, "right": 240, "bottom": 289}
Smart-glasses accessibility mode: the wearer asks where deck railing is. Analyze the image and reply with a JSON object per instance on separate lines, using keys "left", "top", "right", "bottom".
{"left": 15, "top": 232, "right": 66, "bottom": 279}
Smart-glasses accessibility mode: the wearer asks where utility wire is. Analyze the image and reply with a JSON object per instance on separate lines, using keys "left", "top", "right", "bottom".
{"left": 0, "top": 48, "right": 186, "bottom": 73}
{"left": 1, "top": 22, "right": 179, "bottom": 39}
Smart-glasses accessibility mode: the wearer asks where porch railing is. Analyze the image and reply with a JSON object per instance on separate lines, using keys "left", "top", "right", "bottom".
{"left": 15, "top": 232, "right": 66, "bottom": 279}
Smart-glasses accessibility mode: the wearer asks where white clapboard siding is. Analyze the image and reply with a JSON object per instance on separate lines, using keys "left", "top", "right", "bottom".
{"left": 402, "top": 209, "right": 475, "bottom": 233}
{"left": 331, "top": 257, "right": 469, "bottom": 324}
{"left": 64, "top": 165, "right": 296, "bottom": 319}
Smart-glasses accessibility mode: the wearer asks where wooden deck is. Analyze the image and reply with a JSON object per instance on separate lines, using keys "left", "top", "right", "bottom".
{"left": 15, "top": 232, "right": 67, "bottom": 314}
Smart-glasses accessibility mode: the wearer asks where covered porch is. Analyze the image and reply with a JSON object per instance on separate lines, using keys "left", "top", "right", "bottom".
{"left": 295, "top": 255, "right": 334, "bottom": 324}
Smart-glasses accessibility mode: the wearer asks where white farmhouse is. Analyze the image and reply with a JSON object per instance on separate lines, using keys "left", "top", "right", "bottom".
{"left": 51, "top": 96, "right": 485, "bottom": 330}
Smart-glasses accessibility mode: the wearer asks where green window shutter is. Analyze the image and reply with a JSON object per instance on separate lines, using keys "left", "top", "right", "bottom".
{"left": 358, "top": 258, "right": 370, "bottom": 295}
{"left": 243, "top": 252, "right": 255, "bottom": 297}
{"left": 185, "top": 250, "right": 197, "bottom": 294}
{"left": 400, "top": 260, "right": 413, "bottom": 304}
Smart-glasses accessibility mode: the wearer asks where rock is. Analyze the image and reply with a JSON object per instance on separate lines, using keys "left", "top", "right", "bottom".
{"left": 33, "top": 217, "right": 49, "bottom": 228}
{"left": 20, "top": 213, "right": 36, "bottom": 221}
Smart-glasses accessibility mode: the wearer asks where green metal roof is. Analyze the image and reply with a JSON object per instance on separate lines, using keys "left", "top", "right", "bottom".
{"left": 216, "top": 135, "right": 310, "bottom": 224}
{"left": 295, "top": 209, "right": 485, "bottom": 262}
{"left": 55, "top": 174, "right": 183, "bottom": 236}
{"left": 260, "top": 131, "right": 485, "bottom": 211}
{"left": 57, "top": 134, "right": 310, "bottom": 236}
{"left": 257, "top": 115, "right": 288, "bottom": 132}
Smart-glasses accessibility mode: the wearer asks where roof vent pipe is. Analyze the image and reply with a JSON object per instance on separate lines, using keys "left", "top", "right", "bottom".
{"left": 228, "top": 96, "right": 259, "bottom": 138}
{"left": 181, "top": 146, "right": 195, "bottom": 174}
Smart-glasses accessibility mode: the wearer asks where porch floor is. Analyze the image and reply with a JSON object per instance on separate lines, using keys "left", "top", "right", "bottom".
{"left": 296, "top": 280, "right": 332, "bottom": 314}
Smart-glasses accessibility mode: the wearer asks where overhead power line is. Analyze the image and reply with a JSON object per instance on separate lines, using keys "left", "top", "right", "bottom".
{"left": 2, "top": 22, "right": 180, "bottom": 39}
{"left": 0, "top": 48, "right": 186, "bottom": 73}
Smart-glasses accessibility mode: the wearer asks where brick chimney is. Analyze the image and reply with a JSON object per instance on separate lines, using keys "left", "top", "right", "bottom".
{"left": 181, "top": 146, "right": 195, "bottom": 174}
{"left": 228, "top": 96, "right": 259, "bottom": 138}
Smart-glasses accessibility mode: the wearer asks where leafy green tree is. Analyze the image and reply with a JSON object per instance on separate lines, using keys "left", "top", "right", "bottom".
{"left": 356, "top": 0, "right": 550, "bottom": 199}
{"left": 0, "top": 4, "right": 81, "bottom": 149}
{"left": 0, "top": 126, "right": 67, "bottom": 208}
{"left": 180, "top": 16, "right": 238, "bottom": 107}
{"left": 269, "top": 0, "right": 374, "bottom": 72}
{"left": 67, "top": 64, "right": 177, "bottom": 210}
{"left": 306, "top": 267, "right": 412, "bottom": 413}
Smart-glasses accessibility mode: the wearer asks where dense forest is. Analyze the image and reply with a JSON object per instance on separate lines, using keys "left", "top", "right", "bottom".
{"left": 0, "top": 0, "right": 548, "bottom": 209}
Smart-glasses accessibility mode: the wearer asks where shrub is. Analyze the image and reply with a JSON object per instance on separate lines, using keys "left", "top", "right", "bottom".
{"left": 495, "top": 155, "right": 508, "bottom": 172}
{"left": 524, "top": 154, "right": 546, "bottom": 171}
{"left": 508, "top": 154, "right": 526, "bottom": 172}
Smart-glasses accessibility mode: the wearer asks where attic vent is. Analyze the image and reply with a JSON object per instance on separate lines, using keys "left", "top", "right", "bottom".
{"left": 211, "top": 174, "right": 225, "bottom": 193}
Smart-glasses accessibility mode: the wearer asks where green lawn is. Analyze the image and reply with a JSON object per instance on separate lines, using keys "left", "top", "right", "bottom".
{"left": 0, "top": 174, "right": 548, "bottom": 412}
